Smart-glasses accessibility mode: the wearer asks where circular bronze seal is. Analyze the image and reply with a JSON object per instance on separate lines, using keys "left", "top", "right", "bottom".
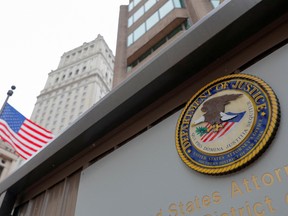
{"left": 175, "top": 74, "right": 280, "bottom": 175}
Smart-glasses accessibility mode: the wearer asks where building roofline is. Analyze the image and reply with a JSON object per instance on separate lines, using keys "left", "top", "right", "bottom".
{"left": 1, "top": 0, "right": 287, "bottom": 195}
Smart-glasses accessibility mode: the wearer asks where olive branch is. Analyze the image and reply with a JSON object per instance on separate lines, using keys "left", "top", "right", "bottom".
{"left": 195, "top": 126, "right": 208, "bottom": 136}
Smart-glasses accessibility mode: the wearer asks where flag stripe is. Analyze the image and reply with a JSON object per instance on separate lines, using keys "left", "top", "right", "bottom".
{"left": 17, "top": 131, "right": 43, "bottom": 148}
{"left": 0, "top": 103, "right": 53, "bottom": 160}
{"left": 201, "top": 123, "right": 212, "bottom": 140}
{"left": 202, "top": 131, "right": 214, "bottom": 142}
{"left": 24, "top": 120, "right": 53, "bottom": 139}
{"left": 0, "top": 121, "right": 38, "bottom": 153}
{"left": 26, "top": 118, "right": 53, "bottom": 134}
{"left": 205, "top": 122, "right": 230, "bottom": 142}
{"left": 0, "top": 121, "right": 39, "bottom": 152}
{"left": 218, "top": 122, "right": 235, "bottom": 138}
{"left": 0, "top": 137, "right": 28, "bottom": 160}
{"left": 201, "top": 122, "right": 234, "bottom": 142}
{"left": 20, "top": 123, "right": 50, "bottom": 144}
{"left": 0, "top": 123, "right": 34, "bottom": 158}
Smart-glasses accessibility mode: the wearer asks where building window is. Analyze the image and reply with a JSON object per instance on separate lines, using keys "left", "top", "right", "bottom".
{"left": 211, "top": 0, "right": 221, "bottom": 8}
{"left": 127, "top": 21, "right": 188, "bottom": 70}
{"left": 159, "top": 0, "right": 173, "bottom": 19}
{"left": 145, "top": 0, "right": 157, "bottom": 11}
{"left": 173, "top": 0, "right": 185, "bottom": 8}
{"left": 128, "top": 16, "right": 133, "bottom": 27}
{"left": 134, "top": 6, "right": 144, "bottom": 23}
{"left": 128, "top": 0, "right": 157, "bottom": 28}
{"left": 128, "top": 1, "right": 134, "bottom": 11}
{"left": 128, "top": 0, "right": 142, "bottom": 11}
{"left": 134, "top": 23, "right": 146, "bottom": 41}
{"left": 146, "top": 11, "right": 159, "bottom": 30}
{"left": 127, "top": 0, "right": 184, "bottom": 46}
{"left": 134, "top": 0, "right": 141, "bottom": 7}
{"left": 128, "top": 34, "right": 134, "bottom": 46}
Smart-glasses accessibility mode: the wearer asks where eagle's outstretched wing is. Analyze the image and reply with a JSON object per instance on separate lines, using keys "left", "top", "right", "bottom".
{"left": 201, "top": 94, "right": 242, "bottom": 124}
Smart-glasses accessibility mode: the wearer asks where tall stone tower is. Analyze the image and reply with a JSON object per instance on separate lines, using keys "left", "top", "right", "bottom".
{"left": 30, "top": 34, "right": 114, "bottom": 134}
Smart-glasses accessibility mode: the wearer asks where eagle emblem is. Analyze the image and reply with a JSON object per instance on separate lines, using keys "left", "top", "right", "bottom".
{"left": 191, "top": 94, "right": 245, "bottom": 142}
{"left": 192, "top": 94, "right": 242, "bottom": 132}
{"left": 175, "top": 74, "right": 280, "bottom": 175}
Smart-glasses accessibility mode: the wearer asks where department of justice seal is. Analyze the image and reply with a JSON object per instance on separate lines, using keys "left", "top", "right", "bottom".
{"left": 175, "top": 74, "right": 280, "bottom": 175}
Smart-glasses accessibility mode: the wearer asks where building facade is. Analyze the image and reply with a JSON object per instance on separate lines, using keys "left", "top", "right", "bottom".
{"left": 30, "top": 34, "right": 114, "bottom": 134}
{"left": 0, "top": 141, "right": 21, "bottom": 182}
{"left": 113, "top": 0, "right": 221, "bottom": 86}
{"left": 0, "top": 0, "right": 288, "bottom": 215}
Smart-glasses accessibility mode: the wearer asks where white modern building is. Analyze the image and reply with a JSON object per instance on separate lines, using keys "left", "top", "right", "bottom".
{"left": 30, "top": 34, "right": 114, "bottom": 134}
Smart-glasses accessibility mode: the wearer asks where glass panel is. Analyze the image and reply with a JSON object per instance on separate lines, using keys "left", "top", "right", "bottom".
{"left": 145, "top": 0, "right": 157, "bottom": 12}
{"left": 146, "top": 12, "right": 159, "bottom": 30}
{"left": 127, "top": 33, "right": 134, "bottom": 46}
{"left": 159, "top": 0, "right": 174, "bottom": 19}
{"left": 134, "top": 23, "right": 146, "bottom": 41}
{"left": 133, "top": 6, "right": 144, "bottom": 22}
{"left": 128, "top": 16, "right": 133, "bottom": 27}
{"left": 173, "top": 0, "right": 184, "bottom": 8}
{"left": 211, "top": 0, "right": 220, "bottom": 8}
{"left": 134, "top": 0, "right": 141, "bottom": 7}
{"left": 128, "top": 1, "right": 134, "bottom": 11}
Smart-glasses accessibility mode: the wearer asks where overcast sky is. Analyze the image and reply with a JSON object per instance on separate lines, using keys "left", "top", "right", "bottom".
{"left": 0, "top": 0, "right": 129, "bottom": 118}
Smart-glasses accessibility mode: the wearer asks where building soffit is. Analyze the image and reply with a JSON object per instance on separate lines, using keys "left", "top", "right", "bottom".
{"left": 0, "top": 0, "right": 287, "bottom": 196}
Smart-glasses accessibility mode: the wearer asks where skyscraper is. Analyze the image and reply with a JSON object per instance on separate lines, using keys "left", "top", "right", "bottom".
{"left": 113, "top": 0, "right": 220, "bottom": 86}
{"left": 30, "top": 34, "right": 114, "bottom": 134}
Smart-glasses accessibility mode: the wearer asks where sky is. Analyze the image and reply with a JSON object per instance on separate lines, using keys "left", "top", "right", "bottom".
{"left": 0, "top": 0, "right": 129, "bottom": 118}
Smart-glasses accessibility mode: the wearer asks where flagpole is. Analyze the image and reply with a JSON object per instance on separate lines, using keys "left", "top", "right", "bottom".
{"left": 0, "top": 85, "right": 16, "bottom": 116}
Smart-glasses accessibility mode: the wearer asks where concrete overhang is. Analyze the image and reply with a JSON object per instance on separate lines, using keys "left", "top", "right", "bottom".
{"left": 0, "top": 0, "right": 287, "bottom": 196}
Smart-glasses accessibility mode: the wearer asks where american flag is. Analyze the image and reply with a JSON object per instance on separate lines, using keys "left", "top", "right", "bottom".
{"left": 0, "top": 103, "right": 53, "bottom": 160}
{"left": 200, "top": 111, "right": 246, "bottom": 143}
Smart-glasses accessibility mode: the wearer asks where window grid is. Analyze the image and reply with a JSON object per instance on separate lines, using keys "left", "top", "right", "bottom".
{"left": 127, "top": 20, "right": 188, "bottom": 71}
{"left": 128, "top": 0, "right": 158, "bottom": 27}
{"left": 127, "top": 0, "right": 184, "bottom": 47}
